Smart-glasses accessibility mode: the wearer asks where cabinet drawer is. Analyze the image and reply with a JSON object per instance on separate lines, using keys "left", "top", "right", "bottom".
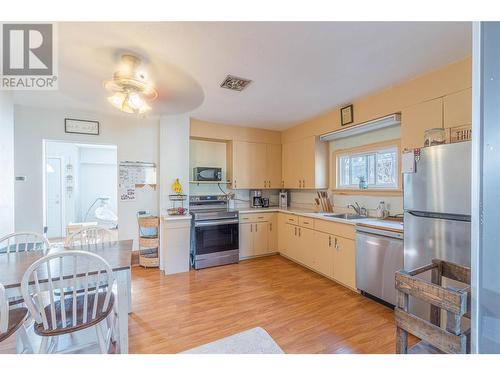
{"left": 284, "top": 214, "right": 298, "bottom": 225}
{"left": 298, "top": 216, "right": 314, "bottom": 229}
{"left": 239, "top": 212, "right": 275, "bottom": 223}
{"left": 313, "top": 219, "right": 355, "bottom": 240}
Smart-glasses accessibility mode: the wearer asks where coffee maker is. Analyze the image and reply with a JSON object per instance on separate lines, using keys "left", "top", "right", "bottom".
{"left": 250, "top": 190, "right": 264, "bottom": 208}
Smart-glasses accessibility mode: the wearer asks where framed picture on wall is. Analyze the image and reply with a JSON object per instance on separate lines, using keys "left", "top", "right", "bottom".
{"left": 340, "top": 104, "right": 354, "bottom": 126}
{"left": 65, "top": 118, "right": 100, "bottom": 135}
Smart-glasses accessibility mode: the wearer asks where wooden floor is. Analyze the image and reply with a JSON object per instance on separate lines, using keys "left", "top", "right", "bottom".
{"left": 129, "top": 255, "right": 402, "bottom": 354}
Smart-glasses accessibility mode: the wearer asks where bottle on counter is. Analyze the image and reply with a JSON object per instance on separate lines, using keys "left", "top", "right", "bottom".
{"left": 376, "top": 201, "right": 387, "bottom": 219}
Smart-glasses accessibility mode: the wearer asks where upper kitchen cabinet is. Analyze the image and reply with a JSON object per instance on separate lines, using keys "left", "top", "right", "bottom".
{"left": 282, "top": 136, "right": 328, "bottom": 189}
{"left": 229, "top": 141, "right": 282, "bottom": 189}
{"left": 443, "top": 88, "right": 472, "bottom": 129}
{"left": 401, "top": 97, "right": 443, "bottom": 151}
{"left": 266, "top": 143, "right": 282, "bottom": 189}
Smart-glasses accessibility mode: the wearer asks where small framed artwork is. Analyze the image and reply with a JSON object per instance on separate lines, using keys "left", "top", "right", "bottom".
{"left": 65, "top": 118, "right": 99, "bottom": 135}
{"left": 340, "top": 104, "right": 354, "bottom": 126}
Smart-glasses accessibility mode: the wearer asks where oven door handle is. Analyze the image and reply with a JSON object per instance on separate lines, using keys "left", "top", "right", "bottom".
{"left": 195, "top": 219, "right": 239, "bottom": 227}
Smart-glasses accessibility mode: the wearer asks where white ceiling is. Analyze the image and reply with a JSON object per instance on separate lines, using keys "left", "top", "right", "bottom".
{"left": 13, "top": 22, "right": 472, "bottom": 130}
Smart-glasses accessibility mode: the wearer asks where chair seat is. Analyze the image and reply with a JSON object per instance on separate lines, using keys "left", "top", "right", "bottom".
{"left": 0, "top": 307, "right": 29, "bottom": 342}
{"left": 34, "top": 292, "right": 114, "bottom": 336}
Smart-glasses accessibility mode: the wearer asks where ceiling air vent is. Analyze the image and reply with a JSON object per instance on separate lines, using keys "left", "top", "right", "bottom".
{"left": 220, "top": 75, "right": 252, "bottom": 91}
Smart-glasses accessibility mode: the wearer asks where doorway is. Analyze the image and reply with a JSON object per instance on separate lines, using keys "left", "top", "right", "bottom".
{"left": 43, "top": 140, "right": 118, "bottom": 242}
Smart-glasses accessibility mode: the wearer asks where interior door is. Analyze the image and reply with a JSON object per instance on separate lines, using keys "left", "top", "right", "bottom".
{"left": 46, "top": 157, "right": 63, "bottom": 238}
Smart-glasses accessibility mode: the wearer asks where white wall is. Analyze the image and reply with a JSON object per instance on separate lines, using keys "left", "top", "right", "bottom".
{"left": 159, "top": 115, "right": 190, "bottom": 213}
{"left": 14, "top": 105, "right": 159, "bottom": 247}
{"left": 78, "top": 146, "right": 117, "bottom": 223}
{"left": 0, "top": 92, "right": 15, "bottom": 237}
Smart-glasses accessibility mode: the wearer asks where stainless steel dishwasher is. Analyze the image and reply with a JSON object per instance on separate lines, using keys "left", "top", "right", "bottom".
{"left": 355, "top": 225, "right": 403, "bottom": 306}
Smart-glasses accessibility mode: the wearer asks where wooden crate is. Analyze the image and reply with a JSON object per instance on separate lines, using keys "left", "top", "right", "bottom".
{"left": 395, "top": 259, "right": 471, "bottom": 354}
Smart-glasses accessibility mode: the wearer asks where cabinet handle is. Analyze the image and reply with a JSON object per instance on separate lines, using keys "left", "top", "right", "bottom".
{"left": 234, "top": 180, "right": 237, "bottom": 188}
{"left": 288, "top": 218, "right": 294, "bottom": 222}
{"left": 328, "top": 236, "right": 332, "bottom": 247}
{"left": 294, "top": 227, "right": 297, "bottom": 236}
{"left": 302, "top": 179, "right": 305, "bottom": 187}
{"left": 264, "top": 180, "right": 267, "bottom": 188}
{"left": 299, "top": 228, "right": 301, "bottom": 237}
{"left": 270, "top": 223, "right": 272, "bottom": 231}
{"left": 298, "top": 179, "right": 301, "bottom": 188}
{"left": 334, "top": 237, "right": 339, "bottom": 250}
{"left": 258, "top": 216, "right": 265, "bottom": 219}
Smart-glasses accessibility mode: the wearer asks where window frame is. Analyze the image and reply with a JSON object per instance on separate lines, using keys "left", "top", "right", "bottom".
{"left": 331, "top": 139, "right": 402, "bottom": 194}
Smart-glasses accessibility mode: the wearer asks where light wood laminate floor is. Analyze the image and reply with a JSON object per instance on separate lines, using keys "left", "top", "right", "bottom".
{"left": 129, "top": 255, "right": 402, "bottom": 354}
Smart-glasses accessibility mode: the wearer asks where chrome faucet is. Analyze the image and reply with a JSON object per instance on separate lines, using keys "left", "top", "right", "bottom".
{"left": 347, "top": 202, "right": 367, "bottom": 216}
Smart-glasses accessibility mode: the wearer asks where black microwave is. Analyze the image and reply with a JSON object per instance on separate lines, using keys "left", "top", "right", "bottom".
{"left": 193, "top": 167, "right": 222, "bottom": 181}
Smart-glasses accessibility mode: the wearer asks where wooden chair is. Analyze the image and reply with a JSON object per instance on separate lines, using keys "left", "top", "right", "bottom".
{"left": 0, "top": 283, "right": 33, "bottom": 353}
{"left": 20, "top": 250, "right": 118, "bottom": 354}
{"left": 395, "top": 259, "right": 471, "bottom": 354}
{"left": 0, "top": 232, "right": 50, "bottom": 307}
{"left": 0, "top": 232, "right": 50, "bottom": 254}
{"left": 65, "top": 226, "right": 114, "bottom": 248}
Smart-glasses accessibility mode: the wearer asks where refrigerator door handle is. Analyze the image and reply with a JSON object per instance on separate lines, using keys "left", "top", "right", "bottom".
{"left": 407, "top": 210, "right": 471, "bottom": 222}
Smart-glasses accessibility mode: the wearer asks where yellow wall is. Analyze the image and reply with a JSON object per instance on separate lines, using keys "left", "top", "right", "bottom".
{"left": 282, "top": 57, "right": 471, "bottom": 143}
{"left": 190, "top": 118, "right": 281, "bottom": 144}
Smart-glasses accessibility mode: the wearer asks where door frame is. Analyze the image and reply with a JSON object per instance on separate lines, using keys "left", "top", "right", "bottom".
{"left": 45, "top": 156, "right": 65, "bottom": 238}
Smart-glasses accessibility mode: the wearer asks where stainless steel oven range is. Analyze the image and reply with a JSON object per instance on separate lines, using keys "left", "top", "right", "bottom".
{"left": 190, "top": 195, "right": 239, "bottom": 269}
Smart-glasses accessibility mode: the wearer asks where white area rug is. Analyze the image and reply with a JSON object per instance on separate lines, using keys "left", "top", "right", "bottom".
{"left": 181, "top": 327, "right": 284, "bottom": 354}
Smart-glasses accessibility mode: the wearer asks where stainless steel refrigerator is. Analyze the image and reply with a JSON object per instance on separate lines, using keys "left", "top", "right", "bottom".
{"left": 403, "top": 141, "right": 471, "bottom": 319}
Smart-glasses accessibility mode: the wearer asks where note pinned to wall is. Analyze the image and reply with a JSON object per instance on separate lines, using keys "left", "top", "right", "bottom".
{"left": 119, "top": 161, "right": 157, "bottom": 201}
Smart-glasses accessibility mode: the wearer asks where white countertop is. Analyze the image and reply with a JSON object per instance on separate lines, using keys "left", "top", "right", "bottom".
{"left": 235, "top": 207, "right": 403, "bottom": 232}
{"left": 162, "top": 214, "right": 192, "bottom": 221}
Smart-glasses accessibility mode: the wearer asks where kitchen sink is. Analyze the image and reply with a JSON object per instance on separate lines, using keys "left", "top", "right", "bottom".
{"left": 322, "top": 213, "right": 367, "bottom": 220}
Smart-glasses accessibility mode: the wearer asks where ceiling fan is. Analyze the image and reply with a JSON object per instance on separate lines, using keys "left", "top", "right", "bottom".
{"left": 104, "top": 54, "right": 158, "bottom": 114}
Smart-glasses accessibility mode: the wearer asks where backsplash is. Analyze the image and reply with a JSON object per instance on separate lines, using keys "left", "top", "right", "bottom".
{"left": 288, "top": 189, "right": 403, "bottom": 216}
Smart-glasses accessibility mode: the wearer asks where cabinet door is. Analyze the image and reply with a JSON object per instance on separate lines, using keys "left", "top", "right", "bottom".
{"left": 401, "top": 98, "right": 443, "bottom": 151}
{"left": 333, "top": 236, "right": 356, "bottom": 289}
{"left": 313, "top": 231, "right": 334, "bottom": 278}
{"left": 232, "top": 141, "right": 253, "bottom": 189}
{"left": 299, "top": 137, "right": 316, "bottom": 189}
{"left": 268, "top": 215, "right": 278, "bottom": 253}
{"left": 282, "top": 223, "right": 296, "bottom": 258}
{"left": 266, "top": 143, "right": 282, "bottom": 189}
{"left": 282, "top": 141, "right": 300, "bottom": 189}
{"left": 444, "top": 88, "right": 472, "bottom": 128}
{"left": 298, "top": 227, "right": 315, "bottom": 267}
{"left": 252, "top": 142, "right": 268, "bottom": 189}
{"left": 239, "top": 223, "right": 253, "bottom": 259}
{"left": 253, "top": 222, "right": 269, "bottom": 256}
{"left": 278, "top": 214, "right": 288, "bottom": 253}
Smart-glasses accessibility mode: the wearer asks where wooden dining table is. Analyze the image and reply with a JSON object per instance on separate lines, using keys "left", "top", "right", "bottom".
{"left": 0, "top": 240, "right": 133, "bottom": 353}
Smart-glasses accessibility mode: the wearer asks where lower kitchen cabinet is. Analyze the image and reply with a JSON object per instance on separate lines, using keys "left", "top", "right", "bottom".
{"left": 312, "top": 231, "right": 334, "bottom": 278}
{"left": 239, "top": 222, "right": 269, "bottom": 258}
{"left": 333, "top": 235, "right": 356, "bottom": 289}
{"left": 268, "top": 215, "right": 278, "bottom": 252}
{"left": 278, "top": 214, "right": 357, "bottom": 290}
